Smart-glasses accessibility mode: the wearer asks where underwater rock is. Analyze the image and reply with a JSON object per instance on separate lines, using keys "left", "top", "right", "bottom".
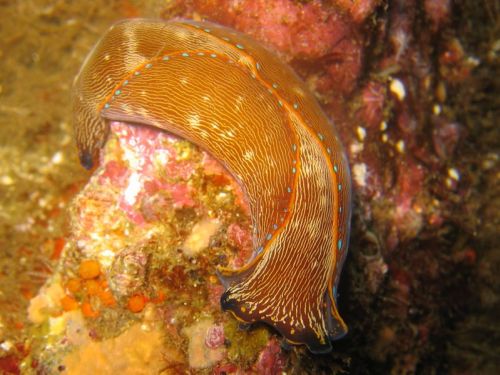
{"left": 26, "top": 121, "right": 282, "bottom": 373}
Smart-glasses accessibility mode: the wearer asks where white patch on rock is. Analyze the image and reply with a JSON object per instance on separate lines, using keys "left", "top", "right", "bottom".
{"left": 353, "top": 163, "right": 368, "bottom": 188}
{"left": 182, "top": 218, "right": 221, "bottom": 257}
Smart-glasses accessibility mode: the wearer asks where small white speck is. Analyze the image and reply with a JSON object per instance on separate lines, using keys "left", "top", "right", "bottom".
{"left": 466, "top": 56, "right": 480, "bottom": 67}
{"left": 38, "top": 197, "right": 48, "bottom": 208}
{"left": 0, "top": 340, "right": 13, "bottom": 351}
{"left": 448, "top": 167, "right": 460, "bottom": 181}
{"left": 124, "top": 172, "right": 142, "bottom": 205}
{"left": 390, "top": 78, "right": 406, "bottom": 101}
{"left": 99, "top": 249, "right": 116, "bottom": 267}
{"left": 51, "top": 151, "right": 63, "bottom": 164}
{"left": 350, "top": 141, "right": 364, "bottom": 154}
{"left": 0, "top": 175, "right": 14, "bottom": 185}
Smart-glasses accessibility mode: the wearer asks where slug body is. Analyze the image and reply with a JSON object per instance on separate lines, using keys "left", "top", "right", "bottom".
{"left": 73, "top": 19, "right": 352, "bottom": 353}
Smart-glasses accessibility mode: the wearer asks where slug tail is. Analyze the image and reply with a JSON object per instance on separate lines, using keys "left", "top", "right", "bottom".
{"left": 326, "top": 285, "right": 348, "bottom": 341}
{"left": 221, "top": 286, "right": 333, "bottom": 354}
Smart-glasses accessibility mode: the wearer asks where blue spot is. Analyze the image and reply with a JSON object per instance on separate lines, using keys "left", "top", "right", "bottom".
{"left": 292, "top": 167, "right": 296, "bottom": 174}
{"left": 210, "top": 53, "right": 217, "bottom": 58}
{"left": 338, "top": 184, "right": 342, "bottom": 191}
{"left": 292, "top": 144, "right": 297, "bottom": 151}
{"left": 293, "top": 103, "right": 299, "bottom": 109}
{"left": 272, "top": 83, "right": 278, "bottom": 89}
{"left": 162, "top": 56, "right": 170, "bottom": 61}
{"left": 318, "top": 133, "right": 324, "bottom": 141}
{"left": 257, "top": 246, "right": 264, "bottom": 253}
{"left": 236, "top": 43, "right": 244, "bottom": 49}
{"left": 115, "top": 90, "right": 121, "bottom": 96}
{"left": 181, "top": 52, "right": 189, "bottom": 57}
{"left": 204, "top": 28, "right": 211, "bottom": 33}
{"left": 334, "top": 165, "right": 338, "bottom": 173}
{"left": 104, "top": 103, "right": 110, "bottom": 109}
{"left": 256, "top": 62, "right": 261, "bottom": 70}
{"left": 145, "top": 63, "right": 152, "bottom": 69}
{"left": 134, "top": 71, "right": 141, "bottom": 76}
{"left": 333, "top": 286, "right": 337, "bottom": 296}
{"left": 287, "top": 187, "right": 292, "bottom": 193}
{"left": 123, "top": 80, "right": 129, "bottom": 86}
{"left": 266, "top": 233, "right": 272, "bottom": 241}
{"left": 273, "top": 224, "right": 278, "bottom": 230}
{"left": 337, "top": 239, "right": 343, "bottom": 251}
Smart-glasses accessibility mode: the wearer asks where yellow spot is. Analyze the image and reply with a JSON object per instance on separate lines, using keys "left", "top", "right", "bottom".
{"left": 356, "top": 126, "right": 367, "bottom": 141}
{"left": 187, "top": 113, "right": 201, "bottom": 128}
{"left": 396, "top": 140, "right": 405, "bottom": 153}
{"left": 290, "top": 328, "right": 295, "bottom": 335}
{"left": 390, "top": 78, "right": 406, "bottom": 101}
{"left": 241, "top": 306, "right": 247, "bottom": 313}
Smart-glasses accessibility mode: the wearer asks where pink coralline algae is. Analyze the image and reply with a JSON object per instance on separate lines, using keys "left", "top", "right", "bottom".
{"left": 185, "top": 0, "right": 363, "bottom": 96}
{"left": 254, "top": 339, "right": 286, "bottom": 375}
{"left": 205, "top": 324, "right": 225, "bottom": 349}
{"left": 89, "top": 123, "right": 198, "bottom": 227}
{"left": 357, "top": 80, "right": 387, "bottom": 129}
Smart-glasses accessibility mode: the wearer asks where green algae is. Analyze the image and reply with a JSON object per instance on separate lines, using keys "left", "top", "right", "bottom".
{"left": 224, "top": 318, "right": 270, "bottom": 368}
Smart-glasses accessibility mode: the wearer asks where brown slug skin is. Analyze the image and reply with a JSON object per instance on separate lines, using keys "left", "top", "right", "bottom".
{"left": 73, "top": 19, "right": 351, "bottom": 353}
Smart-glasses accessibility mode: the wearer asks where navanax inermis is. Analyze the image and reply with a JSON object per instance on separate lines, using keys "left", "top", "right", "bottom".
{"left": 72, "top": 19, "right": 352, "bottom": 353}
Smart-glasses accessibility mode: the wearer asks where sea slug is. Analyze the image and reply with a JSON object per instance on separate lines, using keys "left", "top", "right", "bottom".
{"left": 72, "top": 19, "right": 352, "bottom": 353}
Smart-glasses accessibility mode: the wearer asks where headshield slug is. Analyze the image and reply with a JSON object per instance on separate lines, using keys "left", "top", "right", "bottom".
{"left": 72, "top": 19, "right": 352, "bottom": 353}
